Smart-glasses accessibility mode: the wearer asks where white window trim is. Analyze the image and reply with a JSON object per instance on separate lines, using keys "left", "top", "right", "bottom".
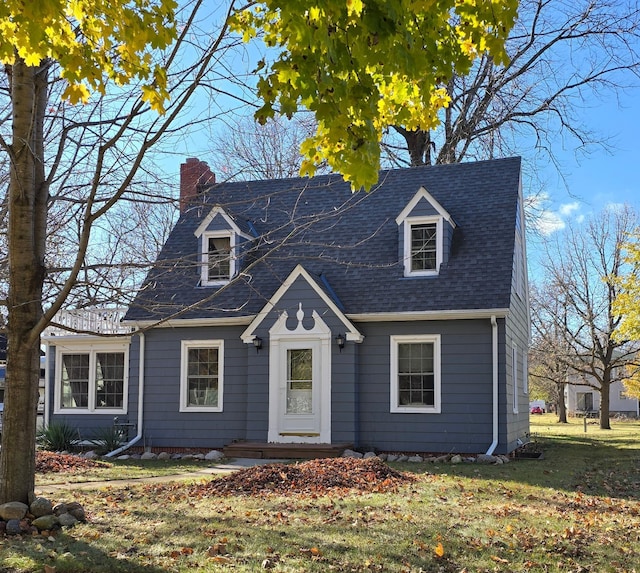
{"left": 54, "top": 342, "right": 129, "bottom": 415}
{"left": 390, "top": 334, "right": 441, "bottom": 413}
{"left": 402, "top": 216, "right": 443, "bottom": 277}
{"left": 200, "top": 231, "right": 236, "bottom": 287}
{"left": 512, "top": 342, "right": 519, "bottom": 413}
{"left": 180, "top": 339, "right": 224, "bottom": 413}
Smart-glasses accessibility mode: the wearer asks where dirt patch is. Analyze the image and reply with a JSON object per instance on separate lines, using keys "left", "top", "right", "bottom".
{"left": 186, "top": 457, "right": 416, "bottom": 497}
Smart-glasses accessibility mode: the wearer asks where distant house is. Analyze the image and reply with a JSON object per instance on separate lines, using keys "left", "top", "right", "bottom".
{"left": 43, "top": 157, "right": 530, "bottom": 455}
{"left": 565, "top": 377, "right": 639, "bottom": 418}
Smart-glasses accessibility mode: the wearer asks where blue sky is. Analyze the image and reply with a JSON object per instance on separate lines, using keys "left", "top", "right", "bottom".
{"left": 529, "top": 90, "right": 640, "bottom": 236}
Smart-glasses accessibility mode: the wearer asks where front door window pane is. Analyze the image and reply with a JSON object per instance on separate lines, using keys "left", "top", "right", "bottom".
{"left": 287, "top": 348, "right": 312, "bottom": 414}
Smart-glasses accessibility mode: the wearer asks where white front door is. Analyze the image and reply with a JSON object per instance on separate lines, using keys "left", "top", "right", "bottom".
{"left": 268, "top": 306, "right": 331, "bottom": 443}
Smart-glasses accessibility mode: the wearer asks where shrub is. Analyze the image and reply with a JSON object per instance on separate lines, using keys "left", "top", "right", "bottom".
{"left": 89, "top": 425, "right": 126, "bottom": 455}
{"left": 37, "top": 421, "right": 80, "bottom": 451}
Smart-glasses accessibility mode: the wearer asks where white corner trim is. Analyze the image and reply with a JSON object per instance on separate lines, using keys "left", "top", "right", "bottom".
{"left": 395, "top": 187, "right": 455, "bottom": 226}
{"left": 241, "top": 264, "right": 363, "bottom": 343}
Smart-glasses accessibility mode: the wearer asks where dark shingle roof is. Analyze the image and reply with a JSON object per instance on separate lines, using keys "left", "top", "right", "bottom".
{"left": 126, "top": 157, "right": 521, "bottom": 322}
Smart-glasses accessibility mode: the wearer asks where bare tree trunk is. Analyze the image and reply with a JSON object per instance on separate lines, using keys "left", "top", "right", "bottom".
{"left": 556, "top": 381, "right": 568, "bottom": 423}
{"left": 391, "top": 126, "right": 432, "bottom": 166}
{"left": 600, "top": 381, "right": 612, "bottom": 430}
{"left": 0, "top": 59, "right": 48, "bottom": 504}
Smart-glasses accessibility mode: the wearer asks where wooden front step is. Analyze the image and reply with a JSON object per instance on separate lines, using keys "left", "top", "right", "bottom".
{"left": 223, "top": 441, "right": 353, "bottom": 460}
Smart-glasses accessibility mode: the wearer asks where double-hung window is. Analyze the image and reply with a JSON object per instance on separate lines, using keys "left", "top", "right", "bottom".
{"left": 55, "top": 345, "right": 128, "bottom": 414}
{"left": 201, "top": 233, "right": 233, "bottom": 285}
{"left": 402, "top": 217, "right": 442, "bottom": 276}
{"left": 180, "top": 340, "right": 224, "bottom": 412}
{"left": 390, "top": 335, "right": 441, "bottom": 413}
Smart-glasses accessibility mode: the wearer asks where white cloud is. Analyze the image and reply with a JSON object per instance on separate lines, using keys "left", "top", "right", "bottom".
{"left": 558, "top": 202, "right": 580, "bottom": 217}
{"left": 535, "top": 210, "right": 566, "bottom": 236}
{"left": 526, "top": 195, "right": 584, "bottom": 236}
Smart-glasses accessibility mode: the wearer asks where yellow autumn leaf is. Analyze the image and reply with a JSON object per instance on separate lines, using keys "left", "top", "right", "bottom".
{"left": 434, "top": 542, "right": 445, "bottom": 558}
{"left": 62, "top": 83, "right": 91, "bottom": 105}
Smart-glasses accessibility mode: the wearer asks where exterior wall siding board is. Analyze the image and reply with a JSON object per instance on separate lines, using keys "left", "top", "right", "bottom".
{"left": 407, "top": 199, "right": 439, "bottom": 218}
{"left": 504, "top": 288, "right": 531, "bottom": 452}
{"left": 356, "top": 319, "right": 496, "bottom": 454}
{"left": 48, "top": 339, "right": 137, "bottom": 441}
{"left": 140, "top": 326, "right": 247, "bottom": 449}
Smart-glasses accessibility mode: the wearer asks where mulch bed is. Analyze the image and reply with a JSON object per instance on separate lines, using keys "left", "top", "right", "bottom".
{"left": 35, "top": 451, "right": 107, "bottom": 473}
{"left": 186, "top": 457, "right": 416, "bottom": 497}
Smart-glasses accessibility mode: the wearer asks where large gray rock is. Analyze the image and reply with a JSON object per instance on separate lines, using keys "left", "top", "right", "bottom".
{"left": 157, "top": 452, "right": 171, "bottom": 460}
{"left": 32, "top": 514, "right": 60, "bottom": 531}
{"left": 141, "top": 451, "right": 157, "bottom": 460}
{"left": 205, "top": 450, "right": 225, "bottom": 461}
{"left": 5, "top": 519, "right": 22, "bottom": 535}
{"left": 0, "top": 501, "right": 28, "bottom": 520}
{"left": 30, "top": 497, "right": 53, "bottom": 518}
{"left": 65, "top": 502, "right": 86, "bottom": 522}
{"left": 342, "top": 449, "right": 363, "bottom": 459}
{"left": 57, "top": 513, "right": 79, "bottom": 527}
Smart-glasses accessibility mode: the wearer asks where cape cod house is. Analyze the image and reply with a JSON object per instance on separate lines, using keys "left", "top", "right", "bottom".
{"left": 43, "top": 156, "right": 530, "bottom": 456}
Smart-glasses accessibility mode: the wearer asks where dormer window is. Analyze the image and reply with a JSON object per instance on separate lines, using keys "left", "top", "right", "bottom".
{"left": 410, "top": 221, "right": 438, "bottom": 272}
{"left": 403, "top": 216, "right": 442, "bottom": 276}
{"left": 195, "top": 206, "right": 255, "bottom": 287}
{"left": 396, "top": 187, "right": 454, "bottom": 278}
{"left": 201, "top": 232, "right": 234, "bottom": 285}
{"left": 206, "top": 235, "right": 231, "bottom": 280}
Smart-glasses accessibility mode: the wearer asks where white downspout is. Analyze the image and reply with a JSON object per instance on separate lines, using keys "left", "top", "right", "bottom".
{"left": 43, "top": 341, "right": 50, "bottom": 428}
{"left": 486, "top": 315, "right": 499, "bottom": 455}
{"left": 106, "top": 331, "right": 145, "bottom": 457}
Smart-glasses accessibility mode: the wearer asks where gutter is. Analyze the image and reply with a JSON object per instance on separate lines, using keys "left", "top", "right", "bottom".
{"left": 486, "top": 315, "right": 499, "bottom": 455}
{"left": 106, "top": 331, "right": 145, "bottom": 457}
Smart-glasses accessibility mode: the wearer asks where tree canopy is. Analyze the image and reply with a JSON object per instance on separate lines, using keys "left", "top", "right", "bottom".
{"left": 232, "top": 0, "right": 518, "bottom": 189}
{"left": 0, "top": 0, "right": 177, "bottom": 110}
{"left": 614, "top": 232, "right": 640, "bottom": 342}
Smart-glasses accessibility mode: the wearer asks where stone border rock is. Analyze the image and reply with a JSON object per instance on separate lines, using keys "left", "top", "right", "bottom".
{"left": 80, "top": 448, "right": 226, "bottom": 462}
{"left": 342, "top": 449, "right": 511, "bottom": 465}
{"left": 0, "top": 497, "right": 86, "bottom": 537}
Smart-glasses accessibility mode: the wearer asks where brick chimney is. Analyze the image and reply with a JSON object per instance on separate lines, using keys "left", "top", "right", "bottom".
{"left": 179, "top": 158, "right": 215, "bottom": 212}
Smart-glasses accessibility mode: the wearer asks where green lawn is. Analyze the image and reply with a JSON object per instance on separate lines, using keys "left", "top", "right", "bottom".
{"left": 2, "top": 414, "right": 639, "bottom": 573}
{"left": 34, "top": 457, "right": 217, "bottom": 487}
